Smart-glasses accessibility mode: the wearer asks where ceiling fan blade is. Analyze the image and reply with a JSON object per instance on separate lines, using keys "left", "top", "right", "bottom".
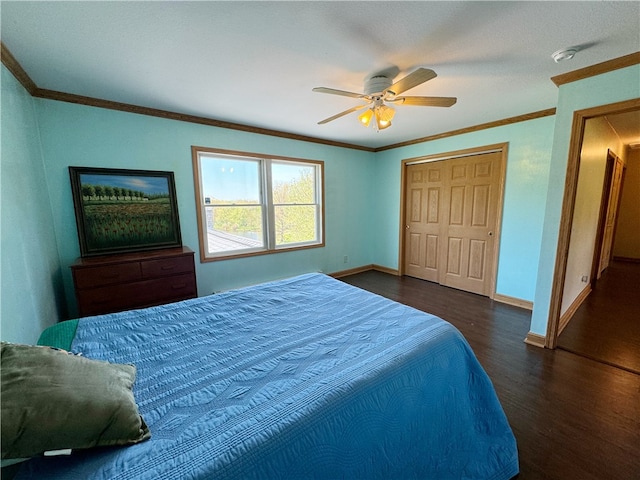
{"left": 385, "top": 68, "right": 437, "bottom": 96}
{"left": 390, "top": 96, "right": 457, "bottom": 107}
{"left": 317, "top": 104, "right": 369, "bottom": 124}
{"left": 312, "top": 87, "right": 364, "bottom": 98}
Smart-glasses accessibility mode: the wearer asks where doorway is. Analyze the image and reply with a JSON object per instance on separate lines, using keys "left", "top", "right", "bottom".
{"left": 546, "top": 99, "right": 640, "bottom": 349}
{"left": 557, "top": 139, "right": 639, "bottom": 372}
{"left": 399, "top": 143, "right": 507, "bottom": 298}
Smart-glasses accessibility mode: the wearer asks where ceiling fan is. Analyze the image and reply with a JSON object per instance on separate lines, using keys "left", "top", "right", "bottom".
{"left": 313, "top": 68, "right": 456, "bottom": 131}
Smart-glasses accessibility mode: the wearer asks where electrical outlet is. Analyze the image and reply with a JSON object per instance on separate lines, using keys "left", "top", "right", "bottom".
{"left": 343, "top": 255, "right": 348, "bottom": 264}
{"left": 581, "top": 275, "right": 589, "bottom": 283}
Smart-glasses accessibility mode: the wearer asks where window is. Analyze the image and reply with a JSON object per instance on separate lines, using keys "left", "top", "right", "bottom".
{"left": 192, "top": 147, "right": 324, "bottom": 261}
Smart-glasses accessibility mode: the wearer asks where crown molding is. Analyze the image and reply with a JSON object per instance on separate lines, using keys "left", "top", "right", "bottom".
{"left": 1, "top": 42, "right": 37, "bottom": 94}
{"left": 30, "top": 88, "right": 374, "bottom": 152}
{"left": 375, "top": 108, "right": 557, "bottom": 152}
{"left": 551, "top": 51, "right": 640, "bottom": 87}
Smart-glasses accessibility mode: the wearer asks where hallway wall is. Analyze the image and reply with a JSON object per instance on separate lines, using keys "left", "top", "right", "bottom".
{"left": 613, "top": 147, "right": 640, "bottom": 260}
{"left": 561, "top": 117, "right": 623, "bottom": 316}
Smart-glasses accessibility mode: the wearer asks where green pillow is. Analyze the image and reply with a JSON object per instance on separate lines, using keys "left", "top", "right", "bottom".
{"left": 1, "top": 342, "right": 151, "bottom": 459}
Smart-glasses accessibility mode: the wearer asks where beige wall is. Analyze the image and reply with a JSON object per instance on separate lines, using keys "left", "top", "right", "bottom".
{"left": 561, "top": 117, "right": 624, "bottom": 316}
{"left": 613, "top": 147, "right": 640, "bottom": 259}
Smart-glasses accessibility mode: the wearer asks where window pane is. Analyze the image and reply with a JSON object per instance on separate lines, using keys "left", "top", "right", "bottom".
{"left": 272, "top": 163, "right": 315, "bottom": 204}
{"left": 206, "top": 205, "right": 264, "bottom": 253}
{"left": 201, "top": 157, "right": 261, "bottom": 204}
{"left": 274, "top": 205, "right": 317, "bottom": 246}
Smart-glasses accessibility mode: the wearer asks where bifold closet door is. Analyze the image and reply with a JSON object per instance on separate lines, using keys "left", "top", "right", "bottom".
{"left": 404, "top": 151, "right": 501, "bottom": 296}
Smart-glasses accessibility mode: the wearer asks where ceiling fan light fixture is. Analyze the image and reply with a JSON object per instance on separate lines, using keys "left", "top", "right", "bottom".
{"left": 358, "top": 108, "right": 374, "bottom": 127}
{"left": 376, "top": 104, "right": 395, "bottom": 123}
{"left": 376, "top": 117, "right": 392, "bottom": 130}
{"left": 358, "top": 103, "right": 395, "bottom": 130}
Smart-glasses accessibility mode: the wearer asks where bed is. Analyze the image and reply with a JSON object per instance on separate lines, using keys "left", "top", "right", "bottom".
{"left": 10, "top": 273, "right": 518, "bottom": 479}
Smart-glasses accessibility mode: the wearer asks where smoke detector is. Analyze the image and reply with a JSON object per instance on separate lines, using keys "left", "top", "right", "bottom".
{"left": 552, "top": 48, "right": 578, "bottom": 63}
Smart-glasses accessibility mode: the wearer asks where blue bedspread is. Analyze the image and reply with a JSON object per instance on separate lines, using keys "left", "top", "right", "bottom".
{"left": 18, "top": 273, "right": 518, "bottom": 479}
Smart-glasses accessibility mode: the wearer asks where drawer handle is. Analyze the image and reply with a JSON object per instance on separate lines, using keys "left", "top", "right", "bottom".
{"left": 171, "top": 283, "right": 187, "bottom": 290}
{"left": 161, "top": 265, "right": 176, "bottom": 271}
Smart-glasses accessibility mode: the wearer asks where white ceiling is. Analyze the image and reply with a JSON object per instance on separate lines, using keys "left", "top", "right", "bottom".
{"left": 2, "top": 1, "right": 639, "bottom": 149}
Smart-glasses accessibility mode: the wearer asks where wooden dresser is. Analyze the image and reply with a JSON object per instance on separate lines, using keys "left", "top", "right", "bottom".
{"left": 71, "top": 246, "right": 197, "bottom": 317}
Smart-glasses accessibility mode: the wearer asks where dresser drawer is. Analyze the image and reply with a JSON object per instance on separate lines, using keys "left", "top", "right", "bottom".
{"left": 140, "top": 273, "right": 197, "bottom": 303}
{"left": 73, "top": 262, "right": 142, "bottom": 289}
{"left": 76, "top": 284, "right": 140, "bottom": 316}
{"left": 141, "top": 255, "right": 194, "bottom": 278}
{"left": 76, "top": 273, "right": 197, "bottom": 316}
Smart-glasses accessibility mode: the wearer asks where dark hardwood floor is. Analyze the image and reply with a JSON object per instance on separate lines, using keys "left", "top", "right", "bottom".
{"left": 557, "top": 260, "right": 640, "bottom": 375}
{"left": 340, "top": 270, "right": 640, "bottom": 480}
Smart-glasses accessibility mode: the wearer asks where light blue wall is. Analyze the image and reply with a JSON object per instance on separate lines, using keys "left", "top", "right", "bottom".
{"left": 4, "top": 61, "right": 637, "bottom": 343}
{"left": 34, "top": 99, "right": 376, "bottom": 317}
{"left": 373, "top": 115, "right": 556, "bottom": 302}
{"left": 1, "top": 66, "right": 64, "bottom": 343}
{"left": 530, "top": 64, "right": 640, "bottom": 336}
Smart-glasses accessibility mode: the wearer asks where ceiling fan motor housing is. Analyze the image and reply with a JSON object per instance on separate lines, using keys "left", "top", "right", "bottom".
{"left": 365, "top": 75, "right": 393, "bottom": 96}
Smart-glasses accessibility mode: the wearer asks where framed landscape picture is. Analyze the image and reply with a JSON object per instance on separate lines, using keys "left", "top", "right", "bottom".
{"left": 69, "top": 166, "right": 182, "bottom": 257}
